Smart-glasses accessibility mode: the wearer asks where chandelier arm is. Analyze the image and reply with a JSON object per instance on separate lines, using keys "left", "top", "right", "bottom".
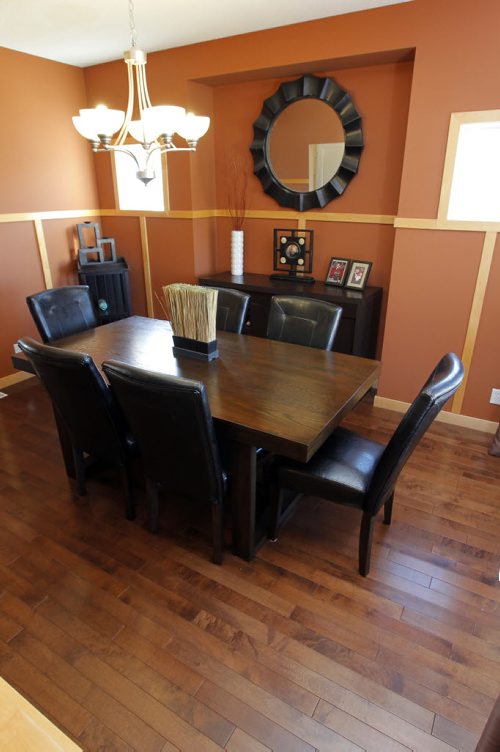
{"left": 107, "top": 145, "right": 142, "bottom": 170}
{"left": 137, "top": 64, "right": 152, "bottom": 110}
{"left": 115, "top": 63, "right": 135, "bottom": 146}
{"left": 144, "top": 143, "right": 162, "bottom": 170}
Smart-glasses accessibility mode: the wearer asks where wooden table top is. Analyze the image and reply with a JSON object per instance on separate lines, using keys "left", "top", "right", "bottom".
{"left": 15, "top": 316, "right": 380, "bottom": 462}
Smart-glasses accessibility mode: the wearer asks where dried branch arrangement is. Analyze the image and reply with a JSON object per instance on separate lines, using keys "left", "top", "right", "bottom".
{"left": 226, "top": 154, "right": 248, "bottom": 231}
{"left": 162, "top": 284, "right": 218, "bottom": 343}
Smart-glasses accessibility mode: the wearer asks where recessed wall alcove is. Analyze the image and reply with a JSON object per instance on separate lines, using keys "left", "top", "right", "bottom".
{"left": 192, "top": 49, "right": 415, "bottom": 357}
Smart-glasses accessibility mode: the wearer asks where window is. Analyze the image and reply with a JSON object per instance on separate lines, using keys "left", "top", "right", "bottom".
{"left": 113, "top": 144, "right": 167, "bottom": 211}
{"left": 439, "top": 111, "right": 500, "bottom": 223}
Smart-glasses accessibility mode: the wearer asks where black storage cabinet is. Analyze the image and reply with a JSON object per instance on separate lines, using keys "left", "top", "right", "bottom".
{"left": 78, "top": 258, "right": 132, "bottom": 325}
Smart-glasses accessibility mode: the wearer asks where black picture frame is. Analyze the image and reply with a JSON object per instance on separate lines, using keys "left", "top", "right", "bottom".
{"left": 325, "top": 257, "right": 351, "bottom": 287}
{"left": 272, "top": 228, "right": 314, "bottom": 275}
{"left": 250, "top": 74, "right": 363, "bottom": 212}
{"left": 345, "top": 260, "right": 372, "bottom": 290}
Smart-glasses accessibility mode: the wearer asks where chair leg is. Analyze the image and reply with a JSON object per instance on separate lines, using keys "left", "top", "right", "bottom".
{"left": 359, "top": 512, "right": 375, "bottom": 577}
{"left": 146, "top": 477, "right": 160, "bottom": 533}
{"left": 72, "top": 446, "right": 86, "bottom": 496}
{"left": 120, "top": 464, "right": 135, "bottom": 521}
{"left": 212, "top": 500, "right": 224, "bottom": 564}
{"left": 384, "top": 492, "right": 394, "bottom": 525}
{"left": 268, "top": 483, "right": 284, "bottom": 541}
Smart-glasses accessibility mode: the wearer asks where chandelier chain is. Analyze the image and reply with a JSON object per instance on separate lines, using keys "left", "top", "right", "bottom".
{"left": 128, "top": 0, "right": 138, "bottom": 48}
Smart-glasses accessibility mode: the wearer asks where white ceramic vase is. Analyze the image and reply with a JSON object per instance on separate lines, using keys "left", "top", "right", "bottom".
{"left": 231, "top": 229, "right": 244, "bottom": 276}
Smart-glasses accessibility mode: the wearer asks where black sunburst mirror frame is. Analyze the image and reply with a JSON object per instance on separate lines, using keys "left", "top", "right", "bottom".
{"left": 250, "top": 74, "right": 364, "bottom": 212}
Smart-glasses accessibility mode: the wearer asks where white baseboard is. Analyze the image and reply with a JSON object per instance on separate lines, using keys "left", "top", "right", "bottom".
{"left": 373, "top": 395, "right": 498, "bottom": 434}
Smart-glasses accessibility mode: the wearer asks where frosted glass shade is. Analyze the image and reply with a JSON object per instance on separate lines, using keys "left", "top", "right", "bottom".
{"left": 142, "top": 106, "right": 186, "bottom": 138}
{"left": 72, "top": 106, "right": 124, "bottom": 141}
{"left": 128, "top": 119, "right": 159, "bottom": 144}
{"left": 177, "top": 113, "right": 210, "bottom": 142}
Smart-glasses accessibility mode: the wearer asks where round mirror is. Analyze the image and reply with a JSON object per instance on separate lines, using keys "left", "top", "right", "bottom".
{"left": 250, "top": 74, "right": 363, "bottom": 212}
{"left": 268, "top": 99, "right": 345, "bottom": 193}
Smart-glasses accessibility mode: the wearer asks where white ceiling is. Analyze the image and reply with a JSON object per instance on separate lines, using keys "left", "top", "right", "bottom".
{"left": 0, "top": 0, "right": 413, "bottom": 68}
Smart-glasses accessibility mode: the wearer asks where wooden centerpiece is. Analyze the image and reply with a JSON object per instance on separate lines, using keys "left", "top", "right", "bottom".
{"left": 163, "top": 283, "right": 219, "bottom": 361}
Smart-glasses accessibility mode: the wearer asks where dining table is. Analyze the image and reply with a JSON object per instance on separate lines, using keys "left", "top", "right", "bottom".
{"left": 13, "top": 315, "right": 381, "bottom": 560}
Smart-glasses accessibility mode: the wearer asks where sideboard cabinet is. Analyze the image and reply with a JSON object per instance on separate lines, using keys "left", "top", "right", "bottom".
{"left": 199, "top": 272, "right": 382, "bottom": 359}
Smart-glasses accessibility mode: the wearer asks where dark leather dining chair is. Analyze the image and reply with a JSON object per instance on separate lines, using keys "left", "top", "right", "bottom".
{"left": 27, "top": 285, "right": 98, "bottom": 343}
{"left": 476, "top": 693, "right": 500, "bottom": 752}
{"left": 268, "top": 352, "right": 464, "bottom": 576}
{"left": 17, "top": 337, "right": 135, "bottom": 520}
{"left": 266, "top": 296, "right": 342, "bottom": 350}
{"left": 213, "top": 287, "right": 251, "bottom": 334}
{"left": 102, "top": 361, "right": 226, "bottom": 564}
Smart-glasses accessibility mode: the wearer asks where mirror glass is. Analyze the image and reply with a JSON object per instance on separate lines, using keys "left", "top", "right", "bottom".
{"left": 250, "top": 74, "right": 363, "bottom": 211}
{"left": 268, "top": 99, "right": 345, "bottom": 193}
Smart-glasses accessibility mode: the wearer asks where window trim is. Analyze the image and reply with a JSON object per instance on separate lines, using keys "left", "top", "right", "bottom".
{"left": 438, "top": 110, "right": 500, "bottom": 223}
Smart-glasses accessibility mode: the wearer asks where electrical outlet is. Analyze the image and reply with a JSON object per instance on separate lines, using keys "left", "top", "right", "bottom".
{"left": 490, "top": 388, "right": 500, "bottom": 405}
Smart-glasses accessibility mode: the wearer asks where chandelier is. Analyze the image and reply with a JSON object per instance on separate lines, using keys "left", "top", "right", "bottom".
{"left": 72, "top": 0, "right": 210, "bottom": 185}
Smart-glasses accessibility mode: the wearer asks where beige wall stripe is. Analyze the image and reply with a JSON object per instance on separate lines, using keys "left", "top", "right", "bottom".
{"left": 0, "top": 372, "right": 34, "bottom": 389}
{"left": 395, "top": 217, "right": 500, "bottom": 232}
{"left": 0, "top": 209, "right": 101, "bottom": 224}
{"left": 139, "top": 216, "right": 154, "bottom": 317}
{"left": 374, "top": 395, "right": 497, "bottom": 434}
{"left": 3, "top": 209, "right": 500, "bottom": 232}
{"left": 33, "top": 219, "right": 53, "bottom": 289}
{"left": 452, "top": 231, "right": 497, "bottom": 413}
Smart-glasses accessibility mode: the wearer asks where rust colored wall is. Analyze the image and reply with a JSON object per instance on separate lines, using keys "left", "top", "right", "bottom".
{"left": 0, "top": 49, "right": 98, "bottom": 213}
{"left": 380, "top": 229, "right": 480, "bottom": 400}
{"left": 79, "top": 0, "right": 500, "bottom": 421}
{"left": 211, "top": 62, "right": 412, "bottom": 217}
{"left": 100, "top": 217, "right": 148, "bottom": 317}
{"left": 463, "top": 235, "right": 500, "bottom": 418}
{"left": 2, "top": 0, "right": 500, "bottom": 426}
{"left": 377, "top": 0, "right": 500, "bottom": 421}
{"left": 0, "top": 223, "right": 46, "bottom": 375}
{"left": 43, "top": 217, "right": 98, "bottom": 287}
{"left": 146, "top": 217, "right": 197, "bottom": 318}
{"left": 0, "top": 49, "right": 99, "bottom": 383}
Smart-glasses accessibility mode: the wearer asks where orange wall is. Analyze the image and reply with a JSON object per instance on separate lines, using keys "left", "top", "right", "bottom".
{"left": 0, "top": 223, "right": 44, "bottom": 375}
{"left": 2, "top": 0, "right": 500, "bottom": 426}
{"left": 211, "top": 62, "right": 413, "bottom": 217}
{"left": 0, "top": 49, "right": 100, "bottom": 382}
{"left": 0, "top": 49, "right": 98, "bottom": 213}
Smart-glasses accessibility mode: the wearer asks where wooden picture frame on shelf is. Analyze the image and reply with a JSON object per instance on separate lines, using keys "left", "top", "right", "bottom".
{"left": 345, "top": 260, "right": 372, "bottom": 290}
{"left": 325, "top": 257, "right": 350, "bottom": 287}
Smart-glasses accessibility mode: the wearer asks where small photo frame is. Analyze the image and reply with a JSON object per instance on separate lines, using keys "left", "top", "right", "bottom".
{"left": 325, "top": 257, "right": 350, "bottom": 287}
{"left": 345, "top": 260, "right": 372, "bottom": 290}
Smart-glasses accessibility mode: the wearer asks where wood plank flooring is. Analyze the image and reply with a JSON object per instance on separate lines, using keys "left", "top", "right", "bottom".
{"left": 0, "top": 380, "right": 498, "bottom": 751}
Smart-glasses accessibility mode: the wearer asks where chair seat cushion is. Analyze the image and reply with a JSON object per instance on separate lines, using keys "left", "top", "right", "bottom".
{"left": 278, "top": 427, "right": 385, "bottom": 508}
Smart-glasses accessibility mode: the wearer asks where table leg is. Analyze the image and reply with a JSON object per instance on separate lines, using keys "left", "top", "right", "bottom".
{"left": 231, "top": 442, "right": 257, "bottom": 560}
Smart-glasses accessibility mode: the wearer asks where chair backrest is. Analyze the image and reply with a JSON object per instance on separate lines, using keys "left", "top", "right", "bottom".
{"left": 213, "top": 287, "right": 250, "bottom": 334}
{"left": 366, "top": 353, "right": 464, "bottom": 514}
{"left": 17, "top": 337, "right": 128, "bottom": 464}
{"left": 27, "top": 285, "right": 98, "bottom": 343}
{"left": 266, "top": 295, "right": 342, "bottom": 350}
{"left": 102, "top": 360, "right": 224, "bottom": 504}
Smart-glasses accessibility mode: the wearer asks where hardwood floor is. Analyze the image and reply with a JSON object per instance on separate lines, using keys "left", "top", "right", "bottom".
{"left": 0, "top": 379, "right": 498, "bottom": 751}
